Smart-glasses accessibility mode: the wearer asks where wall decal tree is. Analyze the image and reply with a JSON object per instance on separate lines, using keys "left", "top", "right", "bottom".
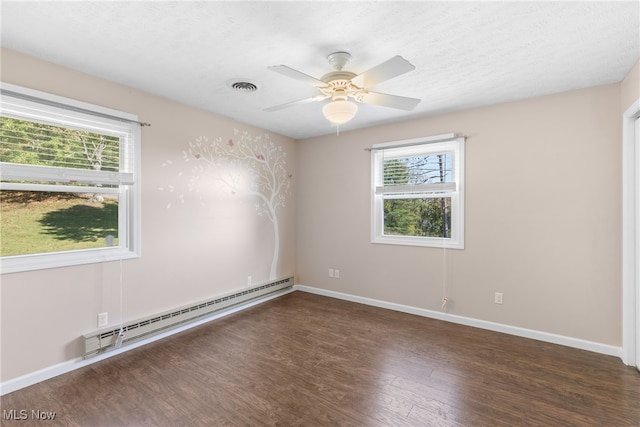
{"left": 160, "top": 129, "right": 292, "bottom": 280}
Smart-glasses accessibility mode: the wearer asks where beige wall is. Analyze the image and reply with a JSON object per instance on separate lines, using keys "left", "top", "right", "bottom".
{"left": 621, "top": 60, "right": 640, "bottom": 112}
{"left": 0, "top": 49, "right": 297, "bottom": 382}
{"left": 296, "top": 83, "right": 623, "bottom": 346}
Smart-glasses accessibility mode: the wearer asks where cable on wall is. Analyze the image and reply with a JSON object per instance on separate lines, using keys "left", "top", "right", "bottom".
{"left": 441, "top": 240, "right": 449, "bottom": 312}
{"left": 115, "top": 173, "right": 126, "bottom": 348}
{"left": 115, "top": 256, "right": 125, "bottom": 348}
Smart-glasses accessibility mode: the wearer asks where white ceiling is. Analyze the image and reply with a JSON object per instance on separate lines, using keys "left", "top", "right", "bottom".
{"left": 1, "top": 1, "right": 639, "bottom": 140}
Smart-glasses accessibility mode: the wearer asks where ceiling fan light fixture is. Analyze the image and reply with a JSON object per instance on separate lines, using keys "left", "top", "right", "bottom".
{"left": 322, "top": 100, "right": 358, "bottom": 124}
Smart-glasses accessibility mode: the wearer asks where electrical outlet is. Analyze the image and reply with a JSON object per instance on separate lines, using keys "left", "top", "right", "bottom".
{"left": 328, "top": 268, "right": 334, "bottom": 278}
{"left": 98, "top": 312, "right": 108, "bottom": 328}
{"left": 494, "top": 292, "right": 503, "bottom": 304}
{"left": 334, "top": 269, "right": 340, "bottom": 278}
{"left": 247, "top": 276, "right": 252, "bottom": 286}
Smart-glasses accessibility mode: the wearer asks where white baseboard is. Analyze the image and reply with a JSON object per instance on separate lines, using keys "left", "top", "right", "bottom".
{"left": 0, "top": 287, "right": 295, "bottom": 396}
{"left": 294, "top": 284, "right": 623, "bottom": 359}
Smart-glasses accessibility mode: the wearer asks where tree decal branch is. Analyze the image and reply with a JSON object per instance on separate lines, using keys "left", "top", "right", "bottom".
{"left": 160, "top": 129, "right": 292, "bottom": 279}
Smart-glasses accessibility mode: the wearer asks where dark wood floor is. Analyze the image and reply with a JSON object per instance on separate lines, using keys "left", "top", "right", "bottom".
{"left": 2, "top": 291, "right": 639, "bottom": 426}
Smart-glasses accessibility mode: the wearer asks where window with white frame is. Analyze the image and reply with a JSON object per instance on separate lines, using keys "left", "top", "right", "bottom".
{"left": 0, "top": 83, "right": 142, "bottom": 273}
{"left": 371, "top": 134, "right": 465, "bottom": 249}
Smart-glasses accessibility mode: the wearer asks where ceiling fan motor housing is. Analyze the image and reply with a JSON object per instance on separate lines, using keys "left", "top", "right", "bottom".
{"left": 320, "top": 71, "right": 365, "bottom": 101}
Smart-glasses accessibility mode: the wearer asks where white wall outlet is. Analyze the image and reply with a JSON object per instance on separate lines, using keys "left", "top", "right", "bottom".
{"left": 328, "top": 268, "right": 334, "bottom": 278}
{"left": 334, "top": 269, "right": 340, "bottom": 279}
{"left": 247, "top": 276, "right": 252, "bottom": 286}
{"left": 98, "top": 312, "right": 108, "bottom": 328}
{"left": 494, "top": 292, "right": 503, "bottom": 304}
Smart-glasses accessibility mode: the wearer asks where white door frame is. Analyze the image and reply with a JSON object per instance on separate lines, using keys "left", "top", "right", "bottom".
{"left": 622, "top": 99, "right": 639, "bottom": 367}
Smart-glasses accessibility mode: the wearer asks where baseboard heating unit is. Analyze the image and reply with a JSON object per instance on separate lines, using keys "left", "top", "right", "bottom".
{"left": 82, "top": 276, "right": 293, "bottom": 358}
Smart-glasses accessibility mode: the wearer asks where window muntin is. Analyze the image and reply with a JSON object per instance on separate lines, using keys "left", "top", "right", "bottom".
{"left": 371, "top": 135, "right": 464, "bottom": 249}
{"left": 0, "top": 83, "right": 141, "bottom": 273}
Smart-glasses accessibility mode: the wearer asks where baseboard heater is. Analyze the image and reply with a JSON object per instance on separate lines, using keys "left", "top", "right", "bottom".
{"left": 82, "top": 276, "right": 293, "bottom": 358}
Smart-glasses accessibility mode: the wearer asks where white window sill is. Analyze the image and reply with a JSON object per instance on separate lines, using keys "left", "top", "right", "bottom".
{"left": 1, "top": 247, "right": 139, "bottom": 274}
{"left": 372, "top": 235, "right": 464, "bottom": 249}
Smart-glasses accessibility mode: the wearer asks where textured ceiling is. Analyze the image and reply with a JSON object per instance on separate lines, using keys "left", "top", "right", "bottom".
{"left": 1, "top": 1, "right": 639, "bottom": 140}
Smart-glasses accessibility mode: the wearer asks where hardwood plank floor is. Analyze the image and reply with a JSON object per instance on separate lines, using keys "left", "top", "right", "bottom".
{"left": 2, "top": 291, "right": 639, "bottom": 426}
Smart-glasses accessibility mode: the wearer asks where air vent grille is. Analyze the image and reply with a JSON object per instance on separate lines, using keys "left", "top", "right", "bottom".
{"left": 230, "top": 81, "right": 258, "bottom": 92}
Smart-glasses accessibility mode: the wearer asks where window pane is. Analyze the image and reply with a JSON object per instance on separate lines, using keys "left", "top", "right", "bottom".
{"left": 0, "top": 191, "right": 118, "bottom": 256}
{"left": 384, "top": 197, "right": 451, "bottom": 238}
{"left": 384, "top": 152, "right": 453, "bottom": 186}
{"left": 0, "top": 117, "right": 120, "bottom": 171}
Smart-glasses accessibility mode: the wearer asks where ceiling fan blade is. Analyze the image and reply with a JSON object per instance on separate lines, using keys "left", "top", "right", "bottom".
{"left": 268, "top": 65, "right": 327, "bottom": 87}
{"left": 358, "top": 91, "right": 421, "bottom": 111}
{"left": 351, "top": 56, "right": 416, "bottom": 88}
{"left": 264, "top": 95, "right": 328, "bottom": 112}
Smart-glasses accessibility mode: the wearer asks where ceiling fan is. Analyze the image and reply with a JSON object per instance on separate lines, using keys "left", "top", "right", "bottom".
{"left": 265, "top": 52, "right": 421, "bottom": 126}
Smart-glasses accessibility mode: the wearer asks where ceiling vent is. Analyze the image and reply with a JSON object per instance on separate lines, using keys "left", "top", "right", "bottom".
{"left": 228, "top": 80, "right": 259, "bottom": 93}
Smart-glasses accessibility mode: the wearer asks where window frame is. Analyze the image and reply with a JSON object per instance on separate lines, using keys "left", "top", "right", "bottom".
{"left": 371, "top": 133, "right": 465, "bottom": 249}
{"left": 0, "top": 83, "right": 141, "bottom": 274}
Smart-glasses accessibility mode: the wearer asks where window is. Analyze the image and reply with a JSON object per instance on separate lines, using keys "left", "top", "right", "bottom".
{"left": 0, "top": 83, "right": 141, "bottom": 273}
{"left": 371, "top": 134, "right": 465, "bottom": 249}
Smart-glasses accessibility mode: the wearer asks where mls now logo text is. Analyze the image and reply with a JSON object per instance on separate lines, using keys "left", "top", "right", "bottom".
{"left": 3, "top": 409, "right": 57, "bottom": 420}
